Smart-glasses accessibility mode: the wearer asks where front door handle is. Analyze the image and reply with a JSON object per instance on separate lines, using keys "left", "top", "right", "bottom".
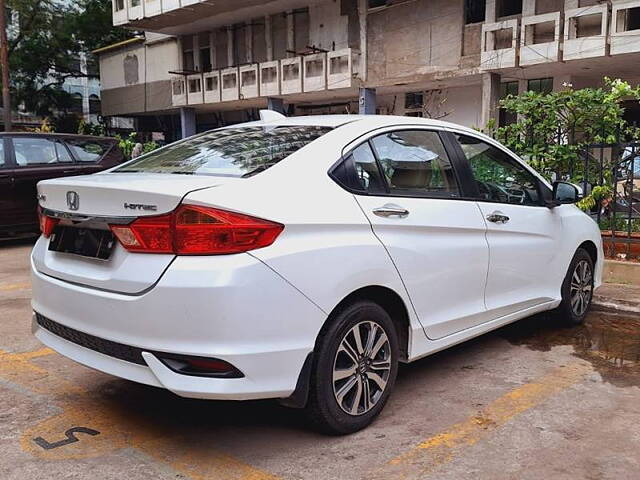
{"left": 486, "top": 211, "right": 510, "bottom": 224}
{"left": 373, "top": 204, "right": 410, "bottom": 218}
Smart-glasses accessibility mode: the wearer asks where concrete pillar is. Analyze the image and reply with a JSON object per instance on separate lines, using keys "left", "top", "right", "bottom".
{"left": 180, "top": 107, "right": 196, "bottom": 139}
{"left": 485, "top": 0, "right": 498, "bottom": 23}
{"left": 357, "top": 0, "right": 368, "bottom": 82}
{"left": 267, "top": 97, "right": 285, "bottom": 114}
{"left": 265, "top": 15, "right": 273, "bottom": 61}
{"left": 522, "top": 0, "right": 535, "bottom": 16}
{"left": 359, "top": 88, "right": 376, "bottom": 115}
{"left": 245, "top": 22, "right": 253, "bottom": 63}
{"left": 480, "top": 73, "right": 500, "bottom": 128}
{"left": 286, "top": 10, "right": 295, "bottom": 56}
{"left": 227, "top": 27, "right": 234, "bottom": 66}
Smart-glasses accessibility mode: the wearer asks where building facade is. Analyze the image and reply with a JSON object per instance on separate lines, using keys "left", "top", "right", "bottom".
{"left": 97, "top": 0, "right": 640, "bottom": 138}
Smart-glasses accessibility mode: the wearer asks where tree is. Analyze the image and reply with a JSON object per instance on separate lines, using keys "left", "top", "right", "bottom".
{"left": 491, "top": 78, "right": 640, "bottom": 182}
{"left": 6, "top": 0, "right": 132, "bottom": 120}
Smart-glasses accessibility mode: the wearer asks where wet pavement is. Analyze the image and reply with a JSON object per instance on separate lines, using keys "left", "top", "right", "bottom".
{"left": 1, "top": 239, "right": 640, "bottom": 480}
{"left": 501, "top": 311, "right": 640, "bottom": 387}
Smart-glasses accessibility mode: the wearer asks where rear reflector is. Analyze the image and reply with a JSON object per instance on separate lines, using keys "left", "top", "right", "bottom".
{"left": 110, "top": 204, "right": 283, "bottom": 255}
{"left": 158, "top": 355, "right": 243, "bottom": 378}
{"left": 38, "top": 209, "right": 59, "bottom": 238}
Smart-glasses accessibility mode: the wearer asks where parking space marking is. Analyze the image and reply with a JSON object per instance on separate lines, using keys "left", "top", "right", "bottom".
{"left": 0, "top": 347, "right": 280, "bottom": 480}
{"left": 372, "top": 362, "right": 591, "bottom": 479}
{"left": 0, "top": 282, "right": 31, "bottom": 291}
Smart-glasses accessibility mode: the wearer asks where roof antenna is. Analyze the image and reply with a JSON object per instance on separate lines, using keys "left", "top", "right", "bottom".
{"left": 259, "top": 109, "right": 286, "bottom": 122}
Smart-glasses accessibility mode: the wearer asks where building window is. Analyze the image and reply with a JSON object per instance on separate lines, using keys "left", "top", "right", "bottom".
{"left": 70, "top": 93, "right": 84, "bottom": 115}
{"left": 405, "top": 92, "right": 423, "bottom": 110}
{"left": 527, "top": 77, "right": 553, "bottom": 94}
{"left": 89, "top": 94, "right": 101, "bottom": 115}
{"left": 617, "top": 6, "right": 640, "bottom": 32}
{"left": 498, "top": 0, "right": 522, "bottom": 17}
{"left": 114, "top": 0, "right": 124, "bottom": 11}
{"left": 465, "top": 0, "right": 485, "bottom": 24}
{"left": 199, "top": 33, "right": 212, "bottom": 72}
{"left": 499, "top": 81, "right": 518, "bottom": 126}
{"left": 182, "top": 35, "right": 195, "bottom": 71}
{"left": 130, "top": 0, "right": 140, "bottom": 7}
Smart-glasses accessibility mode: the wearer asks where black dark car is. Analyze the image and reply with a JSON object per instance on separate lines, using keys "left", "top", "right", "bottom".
{"left": 0, "top": 133, "right": 125, "bottom": 237}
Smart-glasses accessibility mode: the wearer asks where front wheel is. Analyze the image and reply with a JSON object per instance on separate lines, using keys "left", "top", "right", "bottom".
{"left": 553, "top": 248, "right": 594, "bottom": 326}
{"left": 305, "top": 300, "right": 399, "bottom": 435}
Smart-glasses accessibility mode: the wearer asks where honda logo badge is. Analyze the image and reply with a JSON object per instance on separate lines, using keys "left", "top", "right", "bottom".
{"left": 66, "top": 191, "right": 80, "bottom": 211}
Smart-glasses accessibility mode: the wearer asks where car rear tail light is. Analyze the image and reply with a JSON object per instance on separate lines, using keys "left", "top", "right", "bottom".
{"left": 38, "top": 209, "right": 59, "bottom": 238}
{"left": 158, "top": 354, "right": 243, "bottom": 378}
{"left": 110, "top": 204, "right": 283, "bottom": 255}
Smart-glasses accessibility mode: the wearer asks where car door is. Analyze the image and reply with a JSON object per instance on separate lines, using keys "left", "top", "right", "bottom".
{"left": 451, "top": 132, "right": 562, "bottom": 318}
{"left": 344, "top": 128, "right": 491, "bottom": 340}
{"left": 10, "top": 135, "right": 77, "bottom": 229}
{"left": 0, "top": 137, "right": 14, "bottom": 231}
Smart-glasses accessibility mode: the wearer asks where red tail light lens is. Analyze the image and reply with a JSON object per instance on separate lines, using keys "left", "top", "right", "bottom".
{"left": 38, "top": 209, "right": 59, "bottom": 238}
{"left": 110, "top": 205, "right": 283, "bottom": 255}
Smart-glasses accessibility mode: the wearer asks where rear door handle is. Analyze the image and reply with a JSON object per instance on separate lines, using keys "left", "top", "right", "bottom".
{"left": 373, "top": 204, "right": 410, "bottom": 218}
{"left": 486, "top": 211, "right": 510, "bottom": 224}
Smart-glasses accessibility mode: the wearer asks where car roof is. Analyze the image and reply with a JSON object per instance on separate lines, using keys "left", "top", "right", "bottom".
{"left": 233, "top": 114, "right": 482, "bottom": 136}
{"left": 0, "top": 132, "right": 116, "bottom": 141}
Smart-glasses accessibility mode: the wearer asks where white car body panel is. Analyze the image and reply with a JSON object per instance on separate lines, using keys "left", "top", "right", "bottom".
{"left": 30, "top": 114, "right": 604, "bottom": 401}
{"left": 355, "top": 195, "right": 490, "bottom": 340}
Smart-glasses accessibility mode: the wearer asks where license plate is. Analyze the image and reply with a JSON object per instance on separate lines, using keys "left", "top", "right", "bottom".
{"left": 48, "top": 226, "right": 115, "bottom": 260}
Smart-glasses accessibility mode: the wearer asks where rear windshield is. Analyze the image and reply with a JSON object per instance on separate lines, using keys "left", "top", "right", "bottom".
{"left": 115, "top": 126, "right": 332, "bottom": 177}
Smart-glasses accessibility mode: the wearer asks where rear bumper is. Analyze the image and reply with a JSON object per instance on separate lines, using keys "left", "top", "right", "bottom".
{"left": 31, "top": 253, "right": 326, "bottom": 400}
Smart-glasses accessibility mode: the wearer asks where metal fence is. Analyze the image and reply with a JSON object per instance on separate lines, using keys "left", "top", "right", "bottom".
{"left": 576, "top": 142, "right": 640, "bottom": 258}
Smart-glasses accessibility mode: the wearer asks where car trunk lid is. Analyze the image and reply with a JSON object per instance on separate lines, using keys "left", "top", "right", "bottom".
{"left": 33, "top": 173, "right": 236, "bottom": 294}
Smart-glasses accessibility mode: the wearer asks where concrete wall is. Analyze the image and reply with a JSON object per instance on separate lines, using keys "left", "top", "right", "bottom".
{"left": 367, "top": 0, "right": 464, "bottom": 82}
{"left": 99, "top": 37, "right": 179, "bottom": 115}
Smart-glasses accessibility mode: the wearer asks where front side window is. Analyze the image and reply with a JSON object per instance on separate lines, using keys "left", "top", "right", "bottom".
{"left": 116, "top": 126, "right": 332, "bottom": 177}
{"left": 13, "top": 137, "right": 72, "bottom": 166}
{"left": 370, "top": 130, "right": 459, "bottom": 197}
{"left": 456, "top": 134, "right": 541, "bottom": 206}
{"left": 0, "top": 140, "right": 4, "bottom": 166}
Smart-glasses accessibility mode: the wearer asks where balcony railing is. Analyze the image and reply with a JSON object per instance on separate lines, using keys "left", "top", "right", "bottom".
{"left": 480, "top": 5, "right": 625, "bottom": 71}
{"left": 172, "top": 49, "right": 356, "bottom": 107}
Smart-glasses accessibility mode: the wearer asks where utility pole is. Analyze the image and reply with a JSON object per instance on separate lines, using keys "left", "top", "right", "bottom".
{"left": 0, "top": 0, "right": 11, "bottom": 132}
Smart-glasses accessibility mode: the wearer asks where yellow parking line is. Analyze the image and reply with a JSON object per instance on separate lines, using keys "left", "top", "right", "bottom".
{"left": 373, "top": 363, "right": 591, "bottom": 480}
{"left": 0, "top": 347, "right": 279, "bottom": 480}
{"left": 0, "top": 281, "right": 31, "bottom": 291}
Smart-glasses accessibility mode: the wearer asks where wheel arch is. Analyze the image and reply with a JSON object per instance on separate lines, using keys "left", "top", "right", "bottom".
{"left": 319, "top": 285, "right": 411, "bottom": 363}
{"left": 279, "top": 285, "right": 411, "bottom": 410}
{"left": 578, "top": 240, "right": 598, "bottom": 267}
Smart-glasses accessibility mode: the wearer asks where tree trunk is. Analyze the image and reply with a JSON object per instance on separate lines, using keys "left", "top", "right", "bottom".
{"left": 0, "top": 0, "right": 11, "bottom": 132}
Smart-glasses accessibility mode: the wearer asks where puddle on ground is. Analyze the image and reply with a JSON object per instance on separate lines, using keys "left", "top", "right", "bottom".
{"left": 500, "top": 311, "right": 640, "bottom": 387}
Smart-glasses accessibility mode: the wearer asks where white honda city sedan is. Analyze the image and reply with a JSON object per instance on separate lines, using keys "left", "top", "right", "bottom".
{"left": 31, "top": 113, "right": 603, "bottom": 434}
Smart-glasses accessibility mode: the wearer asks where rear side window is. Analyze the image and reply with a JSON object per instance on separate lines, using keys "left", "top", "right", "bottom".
{"left": 116, "top": 126, "right": 332, "bottom": 177}
{"left": 0, "top": 141, "right": 4, "bottom": 166}
{"left": 13, "top": 137, "right": 73, "bottom": 166}
{"left": 347, "top": 142, "right": 386, "bottom": 194}
{"left": 370, "top": 130, "right": 459, "bottom": 197}
{"left": 66, "top": 139, "right": 111, "bottom": 163}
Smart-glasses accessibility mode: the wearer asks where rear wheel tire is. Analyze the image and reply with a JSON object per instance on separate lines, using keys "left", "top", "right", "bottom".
{"left": 305, "top": 300, "right": 399, "bottom": 435}
{"left": 552, "top": 248, "right": 594, "bottom": 326}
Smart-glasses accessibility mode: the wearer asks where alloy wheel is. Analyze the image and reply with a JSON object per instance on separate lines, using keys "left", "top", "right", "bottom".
{"left": 570, "top": 259, "right": 593, "bottom": 317}
{"left": 332, "top": 321, "right": 392, "bottom": 416}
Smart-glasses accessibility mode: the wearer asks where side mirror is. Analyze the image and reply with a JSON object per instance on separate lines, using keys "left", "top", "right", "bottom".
{"left": 548, "top": 181, "right": 581, "bottom": 208}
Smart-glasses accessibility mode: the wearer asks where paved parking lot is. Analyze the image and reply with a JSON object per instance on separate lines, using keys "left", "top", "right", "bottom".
{"left": 1, "top": 238, "right": 639, "bottom": 480}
